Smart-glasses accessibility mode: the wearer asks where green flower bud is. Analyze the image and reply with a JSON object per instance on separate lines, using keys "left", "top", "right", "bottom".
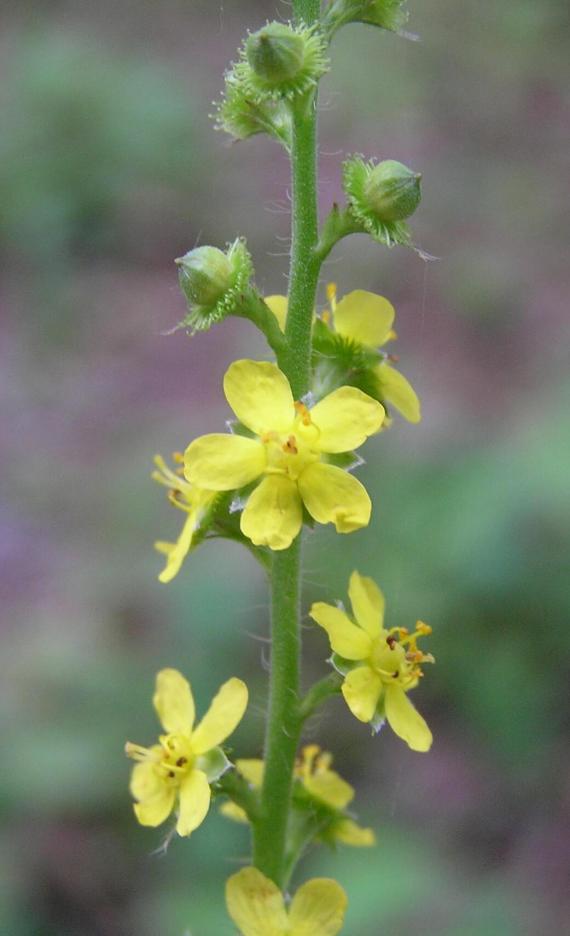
{"left": 177, "top": 247, "right": 233, "bottom": 307}
{"left": 363, "top": 160, "right": 422, "bottom": 221}
{"left": 224, "top": 22, "right": 329, "bottom": 104}
{"left": 213, "top": 75, "right": 292, "bottom": 149}
{"left": 246, "top": 24, "right": 306, "bottom": 86}
{"left": 342, "top": 155, "right": 422, "bottom": 247}
{"left": 323, "top": 1, "right": 409, "bottom": 36}
{"left": 175, "top": 239, "right": 253, "bottom": 332}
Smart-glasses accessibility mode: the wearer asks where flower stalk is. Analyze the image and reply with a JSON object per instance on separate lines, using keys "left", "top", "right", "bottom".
{"left": 251, "top": 0, "right": 323, "bottom": 888}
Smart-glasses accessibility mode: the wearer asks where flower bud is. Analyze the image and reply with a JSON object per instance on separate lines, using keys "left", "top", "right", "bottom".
{"left": 227, "top": 21, "right": 328, "bottom": 103}
{"left": 342, "top": 155, "right": 422, "bottom": 247}
{"left": 246, "top": 23, "right": 305, "bottom": 86}
{"left": 176, "top": 246, "right": 233, "bottom": 307}
{"left": 363, "top": 160, "right": 421, "bottom": 221}
{"left": 175, "top": 239, "right": 253, "bottom": 332}
{"left": 324, "top": 1, "right": 408, "bottom": 35}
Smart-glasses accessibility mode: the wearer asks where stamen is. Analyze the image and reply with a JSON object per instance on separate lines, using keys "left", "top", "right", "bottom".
{"left": 294, "top": 401, "right": 312, "bottom": 425}
{"left": 282, "top": 435, "right": 298, "bottom": 454}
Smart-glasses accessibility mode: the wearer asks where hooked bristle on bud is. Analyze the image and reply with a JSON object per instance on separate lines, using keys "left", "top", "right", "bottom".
{"left": 222, "top": 21, "right": 329, "bottom": 105}
{"left": 175, "top": 239, "right": 253, "bottom": 332}
{"left": 213, "top": 74, "right": 292, "bottom": 148}
{"left": 342, "top": 155, "right": 422, "bottom": 247}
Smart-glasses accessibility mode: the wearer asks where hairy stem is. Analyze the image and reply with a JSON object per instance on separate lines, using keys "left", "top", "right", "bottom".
{"left": 252, "top": 0, "right": 323, "bottom": 888}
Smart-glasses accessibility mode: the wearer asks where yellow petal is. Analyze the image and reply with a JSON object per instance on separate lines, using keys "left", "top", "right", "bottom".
{"left": 298, "top": 462, "right": 372, "bottom": 533}
{"left": 348, "top": 571, "right": 385, "bottom": 637}
{"left": 130, "top": 757, "right": 163, "bottom": 800}
{"left": 241, "top": 475, "right": 303, "bottom": 550}
{"left": 191, "top": 677, "right": 248, "bottom": 754}
{"left": 310, "top": 602, "right": 371, "bottom": 660}
{"left": 264, "top": 295, "right": 288, "bottom": 332}
{"left": 333, "top": 818, "right": 376, "bottom": 847}
{"left": 133, "top": 785, "right": 175, "bottom": 827}
{"left": 303, "top": 769, "right": 354, "bottom": 810}
{"left": 223, "top": 360, "right": 295, "bottom": 434}
{"left": 156, "top": 512, "right": 196, "bottom": 584}
{"left": 310, "top": 387, "right": 385, "bottom": 453}
{"left": 289, "top": 878, "right": 348, "bottom": 936}
{"left": 226, "top": 867, "right": 288, "bottom": 936}
{"left": 384, "top": 685, "right": 432, "bottom": 752}
{"left": 220, "top": 801, "right": 249, "bottom": 824}
{"left": 333, "top": 290, "right": 395, "bottom": 347}
{"left": 153, "top": 668, "right": 195, "bottom": 734}
{"left": 235, "top": 759, "right": 265, "bottom": 788}
{"left": 176, "top": 768, "right": 211, "bottom": 836}
{"left": 184, "top": 434, "right": 265, "bottom": 491}
{"left": 341, "top": 665, "right": 382, "bottom": 723}
{"left": 376, "top": 363, "right": 421, "bottom": 423}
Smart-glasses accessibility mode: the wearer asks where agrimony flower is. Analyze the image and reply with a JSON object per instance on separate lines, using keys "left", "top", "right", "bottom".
{"left": 125, "top": 669, "right": 248, "bottom": 836}
{"left": 221, "top": 745, "right": 374, "bottom": 847}
{"left": 310, "top": 571, "right": 434, "bottom": 751}
{"left": 184, "top": 360, "right": 384, "bottom": 550}
{"left": 325, "top": 283, "right": 421, "bottom": 423}
{"left": 152, "top": 454, "right": 217, "bottom": 583}
{"left": 226, "top": 867, "right": 347, "bottom": 936}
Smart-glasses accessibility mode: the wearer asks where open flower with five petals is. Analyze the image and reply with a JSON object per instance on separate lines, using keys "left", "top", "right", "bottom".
{"left": 152, "top": 454, "right": 217, "bottom": 583}
{"left": 125, "top": 669, "right": 248, "bottom": 836}
{"left": 310, "top": 571, "right": 434, "bottom": 752}
{"left": 226, "top": 867, "right": 347, "bottom": 936}
{"left": 184, "top": 359, "right": 384, "bottom": 550}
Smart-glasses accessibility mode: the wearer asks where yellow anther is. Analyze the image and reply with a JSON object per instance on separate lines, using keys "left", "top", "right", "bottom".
{"left": 172, "top": 451, "right": 185, "bottom": 463}
{"left": 321, "top": 309, "right": 331, "bottom": 325}
{"left": 326, "top": 282, "right": 337, "bottom": 309}
{"left": 294, "top": 401, "right": 312, "bottom": 426}
{"left": 416, "top": 621, "right": 432, "bottom": 636}
{"left": 282, "top": 435, "right": 298, "bottom": 455}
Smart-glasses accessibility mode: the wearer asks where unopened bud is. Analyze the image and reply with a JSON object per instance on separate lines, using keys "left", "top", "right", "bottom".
{"left": 363, "top": 160, "right": 422, "bottom": 221}
{"left": 176, "top": 247, "right": 233, "bottom": 307}
{"left": 246, "top": 23, "right": 305, "bottom": 86}
{"left": 342, "top": 155, "right": 422, "bottom": 247}
{"left": 175, "top": 239, "right": 253, "bottom": 332}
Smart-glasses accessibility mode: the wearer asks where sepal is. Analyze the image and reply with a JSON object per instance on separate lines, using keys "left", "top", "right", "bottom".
{"left": 197, "top": 746, "right": 231, "bottom": 783}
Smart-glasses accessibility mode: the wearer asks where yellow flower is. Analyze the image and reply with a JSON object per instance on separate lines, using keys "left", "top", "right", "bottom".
{"left": 220, "top": 745, "right": 375, "bottom": 847}
{"left": 184, "top": 359, "right": 384, "bottom": 550}
{"left": 310, "top": 571, "right": 434, "bottom": 752}
{"left": 125, "top": 668, "right": 248, "bottom": 836}
{"left": 152, "top": 454, "right": 217, "bottom": 583}
{"left": 326, "top": 283, "right": 421, "bottom": 423}
{"left": 226, "top": 867, "right": 347, "bottom": 936}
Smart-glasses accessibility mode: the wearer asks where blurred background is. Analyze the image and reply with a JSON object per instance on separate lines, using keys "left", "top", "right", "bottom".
{"left": 1, "top": 1, "right": 569, "bottom": 933}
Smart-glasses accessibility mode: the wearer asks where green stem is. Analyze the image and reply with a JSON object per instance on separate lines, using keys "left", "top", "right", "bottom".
{"left": 252, "top": 0, "right": 323, "bottom": 887}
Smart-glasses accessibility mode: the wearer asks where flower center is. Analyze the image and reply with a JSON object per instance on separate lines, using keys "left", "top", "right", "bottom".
{"left": 370, "top": 622, "right": 434, "bottom": 689}
{"left": 157, "top": 733, "right": 195, "bottom": 784}
{"left": 261, "top": 402, "right": 320, "bottom": 481}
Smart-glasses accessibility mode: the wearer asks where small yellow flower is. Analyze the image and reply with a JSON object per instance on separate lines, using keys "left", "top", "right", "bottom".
{"left": 220, "top": 745, "right": 375, "bottom": 847}
{"left": 184, "top": 360, "right": 384, "bottom": 550}
{"left": 226, "top": 867, "right": 347, "bottom": 936}
{"left": 152, "top": 454, "right": 217, "bottom": 583}
{"left": 310, "top": 571, "right": 434, "bottom": 752}
{"left": 326, "top": 283, "right": 421, "bottom": 423}
{"left": 125, "top": 669, "right": 248, "bottom": 836}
